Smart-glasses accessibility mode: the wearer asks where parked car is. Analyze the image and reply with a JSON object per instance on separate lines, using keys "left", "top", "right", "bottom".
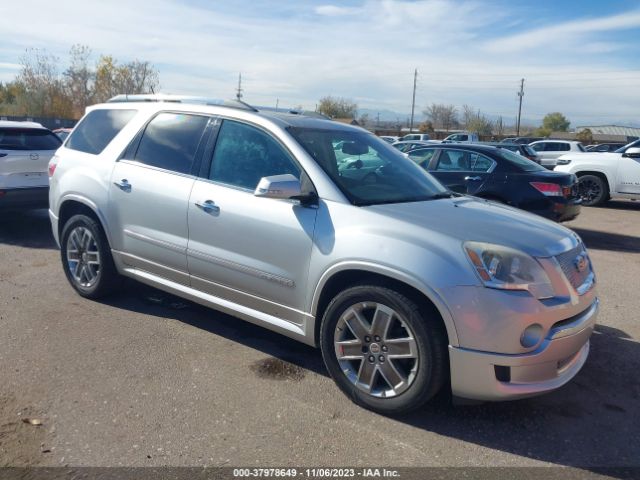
{"left": 529, "top": 140, "right": 586, "bottom": 168}
{"left": 400, "top": 133, "right": 430, "bottom": 141}
{"left": 49, "top": 94, "right": 598, "bottom": 414}
{"left": 479, "top": 142, "right": 541, "bottom": 164}
{"left": 407, "top": 144, "right": 581, "bottom": 222}
{"left": 442, "top": 132, "right": 479, "bottom": 143}
{"left": 585, "top": 143, "right": 626, "bottom": 153}
{"left": 53, "top": 128, "right": 73, "bottom": 142}
{"left": 391, "top": 139, "right": 438, "bottom": 153}
{"left": 554, "top": 139, "right": 640, "bottom": 206}
{"left": 501, "top": 137, "right": 543, "bottom": 145}
{"left": 379, "top": 135, "right": 399, "bottom": 144}
{"left": 0, "top": 120, "right": 62, "bottom": 210}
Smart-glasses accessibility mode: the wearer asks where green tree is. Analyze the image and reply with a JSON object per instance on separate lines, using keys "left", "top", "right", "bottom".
{"left": 541, "top": 112, "right": 570, "bottom": 132}
{"left": 318, "top": 96, "right": 358, "bottom": 119}
{"left": 576, "top": 128, "right": 593, "bottom": 144}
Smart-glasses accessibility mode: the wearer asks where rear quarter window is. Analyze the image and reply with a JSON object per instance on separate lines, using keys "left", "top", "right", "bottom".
{"left": 66, "top": 109, "right": 137, "bottom": 155}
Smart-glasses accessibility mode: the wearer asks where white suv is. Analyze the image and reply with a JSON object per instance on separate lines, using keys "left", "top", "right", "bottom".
{"left": 0, "top": 121, "right": 62, "bottom": 210}
{"left": 555, "top": 139, "right": 640, "bottom": 206}
{"left": 529, "top": 140, "right": 586, "bottom": 168}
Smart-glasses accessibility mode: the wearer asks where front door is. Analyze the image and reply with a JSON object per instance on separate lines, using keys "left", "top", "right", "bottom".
{"left": 616, "top": 150, "right": 640, "bottom": 194}
{"left": 107, "top": 112, "right": 211, "bottom": 284}
{"left": 187, "top": 119, "right": 317, "bottom": 322}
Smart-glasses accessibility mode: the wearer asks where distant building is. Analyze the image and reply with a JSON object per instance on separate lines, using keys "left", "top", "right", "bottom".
{"left": 575, "top": 125, "right": 640, "bottom": 142}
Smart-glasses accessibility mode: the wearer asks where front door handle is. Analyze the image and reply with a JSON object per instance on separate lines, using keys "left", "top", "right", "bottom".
{"left": 464, "top": 176, "right": 482, "bottom": 181}
{"left": 195, "top": 200, "right": 220, "bottom": 214}
{"left": 114, "top": 179, "right": 131, "bottom": 192}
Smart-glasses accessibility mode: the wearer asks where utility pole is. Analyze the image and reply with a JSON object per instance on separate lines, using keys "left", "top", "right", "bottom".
{"left": 236, "top": 73, "right": 243, "bottom": 101}
{"left": 275, "top": 98, "right": 279, "bottom": 110}
{"left": 410, "top": 68, "right": 417, "bottom": 133}
{"left": 376, "top": 112, "right": 380, "bottom": 127}
{"left": 516, "top": 78, "right": 524, "bottom": 136}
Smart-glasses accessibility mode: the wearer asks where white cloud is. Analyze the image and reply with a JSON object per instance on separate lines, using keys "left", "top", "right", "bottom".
{"left": 0, "top": 0, "right": 638, "bottom": 125}
{"left": 315, "top": 5, "right": 360, "bottom": 16}
{"left": 484, "top": 10, "right": 640, "bottom": 53}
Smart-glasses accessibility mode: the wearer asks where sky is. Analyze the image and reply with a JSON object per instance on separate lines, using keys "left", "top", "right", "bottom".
{"left": 0, "top": 0, "right": 639, "bottom": 127}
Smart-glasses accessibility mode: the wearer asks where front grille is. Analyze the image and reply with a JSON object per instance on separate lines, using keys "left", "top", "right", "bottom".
{"left": 555, "top": 244, "right": 591, "bottom": 291}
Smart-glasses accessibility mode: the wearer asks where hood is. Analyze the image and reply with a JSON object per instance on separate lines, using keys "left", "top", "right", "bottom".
{"left": 558, "top": 151, "right": 619, "bottom": 160}
{"left": 368, "top": 196, "right": 578, "bottom": 258}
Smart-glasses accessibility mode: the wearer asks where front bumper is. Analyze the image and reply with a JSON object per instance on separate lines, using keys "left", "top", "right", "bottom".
{"left": 449, "top": 298, "right": 598, "bottom": 401}
{"left": 0, "top": 186, "right": 49, "bottom": 210}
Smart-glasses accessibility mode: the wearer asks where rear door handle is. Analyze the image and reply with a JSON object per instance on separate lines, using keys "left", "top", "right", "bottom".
{"left": 195, "top": 200, "right": 220, "bottom": 214}
{"left": 464, "top": 176, "right": 482, "bottom": 181}
{"left": 113, "top": 179, "right": 131, "bottom": 192}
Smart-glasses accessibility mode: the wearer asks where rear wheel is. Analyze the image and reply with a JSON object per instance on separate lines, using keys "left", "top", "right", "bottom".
{"left": 578, "top": 174, "right": 609, "bottom": 206}
{"left": 320, "top": 285, "right": 447, "bottom": 415}
{"left": 60, "top": 214, "right": 120, "bottom": 298}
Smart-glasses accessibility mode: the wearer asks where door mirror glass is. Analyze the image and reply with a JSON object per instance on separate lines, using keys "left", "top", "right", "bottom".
{"left": 254, "top": 174, "right": 302, "bottom": 200}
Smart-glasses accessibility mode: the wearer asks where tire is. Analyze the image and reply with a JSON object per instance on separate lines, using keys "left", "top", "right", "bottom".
{"left": 60, "top": 214, "right": 120, "bottom": 298}
{"left": 320, "top": 285, "right": 448, "bottom": 415}
{"left": 578, "top": 174, "right": 609, "bottom": 207}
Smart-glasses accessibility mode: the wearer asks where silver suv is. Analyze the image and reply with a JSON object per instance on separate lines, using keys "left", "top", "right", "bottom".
{"left": 49, "top": 95, "right": 599, "bottom": 414}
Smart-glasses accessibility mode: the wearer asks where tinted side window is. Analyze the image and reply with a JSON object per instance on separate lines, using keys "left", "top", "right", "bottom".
{"left": 559, "top": 143, "right": 571, "bottom": 151}
{"left": 209, "top": 120, "right": 300, "bottom": 190}
{"left": 134, "top": 113, "right": 209, "bottom": 175}
{"left": 407, "top": 148, "right": 435, "bottom": 167}
{"left": 0, "top": 129, "right": 61, "bottom": 150}
{"left": 531, "top": 143, "right": 544, "bottom": 152}
{"left": 436, "top": 150, "right": 470, "bottom": 171}
{"left": 469, "top": 153, "right": 494, "bottom": 172}
{"left": 67, "top": 109, "right": 137, "bottom": 155}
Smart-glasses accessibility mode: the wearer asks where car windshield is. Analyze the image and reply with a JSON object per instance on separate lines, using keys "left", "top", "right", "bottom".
{"left": 499, "top": 148, "right": 546, "bottom": 172}
{"left": 615, "top": 139, "right": 640, "bottom": 153}
{"left": 288, "top": 127, "right": 449, "bottom": 206}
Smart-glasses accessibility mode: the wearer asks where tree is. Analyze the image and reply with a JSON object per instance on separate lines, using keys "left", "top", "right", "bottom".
{"left": 0, "top": 45, "right": 160, "bottom": 119}
{"left": 541, "top": 112, "right": 570, "bottom": 132}
{"left": 64, "top": 44, "right": 95, "bottom": 117}
{"left": 460, "top": 104, "right": 493, "bottom": 136}
{"left": 423, "top": 103, "right": 458, "bottom": 131}
{"left": 576, "top": 128, "right": 593, "bottom": 144}
{"left": 495, "top": 116, "right": 504, "bottom": 137}
{"left": 317, "top": 96, "right": 358, "bottom": 119}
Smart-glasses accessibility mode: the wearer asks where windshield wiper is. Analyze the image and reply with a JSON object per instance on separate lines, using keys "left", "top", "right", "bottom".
{"left": 426, "top": 191, "right": 458, "bottom": 200}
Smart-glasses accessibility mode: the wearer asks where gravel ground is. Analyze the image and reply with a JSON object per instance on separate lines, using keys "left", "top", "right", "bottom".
{"left": 0, "top": 202, "right": 638, "bottom": 475}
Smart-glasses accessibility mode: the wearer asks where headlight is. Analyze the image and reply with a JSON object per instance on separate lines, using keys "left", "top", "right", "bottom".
{"left": 556, "top": 158, "right": 571, "bottom": 165}
{"left": 464, "top": 242, "right": 554, "bottom": 299}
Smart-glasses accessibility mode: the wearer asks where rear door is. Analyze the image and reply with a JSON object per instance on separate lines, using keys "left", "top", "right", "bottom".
{"left": 0, "top": 128, "right": 61, "bottom": 189}
{"left": 426, "top": 149, "right": 494, "bottom": 194}
{"left": 107, "top": 112, "right": 212, "bottom": 284}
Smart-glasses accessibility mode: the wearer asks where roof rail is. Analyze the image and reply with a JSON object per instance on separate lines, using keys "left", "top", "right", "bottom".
{"left": 106, "top": 94, "right": 258, "bottom": 112}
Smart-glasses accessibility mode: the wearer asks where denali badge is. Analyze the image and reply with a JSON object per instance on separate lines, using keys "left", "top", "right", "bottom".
{"left": 574, "top": 253, "right": 588, "bottom": 273}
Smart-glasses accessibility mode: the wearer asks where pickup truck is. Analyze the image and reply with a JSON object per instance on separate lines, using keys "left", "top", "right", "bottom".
{"left": 554, "top": 140, "right": 640, "bottom": 206}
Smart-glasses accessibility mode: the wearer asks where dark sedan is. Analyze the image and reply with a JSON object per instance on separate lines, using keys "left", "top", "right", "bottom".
{"left": 407, "top": 144, "right": 581, "bottom": 222}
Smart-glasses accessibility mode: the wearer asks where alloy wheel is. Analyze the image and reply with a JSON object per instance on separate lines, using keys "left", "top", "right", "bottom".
{"left": 66, "top": 226, "right": 101, "bottom": 288}
{"left": 334, "top": 302, "right": 419, "bottom": 398}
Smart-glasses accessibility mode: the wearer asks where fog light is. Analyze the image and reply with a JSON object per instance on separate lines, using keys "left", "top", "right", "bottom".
{"left": 521, "top": 324, "right": 543, "bottom": 348}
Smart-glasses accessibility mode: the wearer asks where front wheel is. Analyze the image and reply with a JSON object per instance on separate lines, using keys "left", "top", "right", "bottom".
{"left": 320, "top": 285, "right": 448, "bottom": 415}
{"left": 578, "top": 174, "right": 609, "bottom": 206}
{"left": 60, "top": 214, "right": 120, "bottom": 298}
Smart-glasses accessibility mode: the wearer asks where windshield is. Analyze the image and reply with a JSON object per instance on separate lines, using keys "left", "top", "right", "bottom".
{"left": 615, "top": 139, "right": 640, "bottom": 153}
{"left": 499, "top": 148, "right": 546, "bottom": 172}
{"left": 288, "top": 127, "right": 448, "bottom": 206}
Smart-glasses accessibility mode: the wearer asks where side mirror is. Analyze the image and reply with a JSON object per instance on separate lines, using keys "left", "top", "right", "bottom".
{"left": 622, "top": 147, "right": 640, "bottom": 158}
{"left": 254, "top": 174, "right": 302, "bottom": 200}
